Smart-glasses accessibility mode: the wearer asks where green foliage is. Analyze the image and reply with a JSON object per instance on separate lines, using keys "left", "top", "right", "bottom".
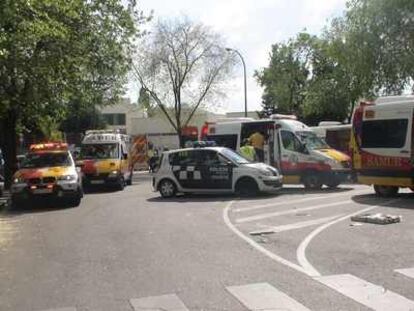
{"left": 0, "top": 0, "right": 145, "bottom": 186}
{"left": 257, "top": 0, "right": 414, "bottom": 125}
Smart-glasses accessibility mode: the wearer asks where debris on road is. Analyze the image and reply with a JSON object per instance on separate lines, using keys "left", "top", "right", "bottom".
{"left": 350, "top": 213, "right": 402, "bottom": 225}
{"left": 249, "top": 229, "right": 275, "bottom": 236}
{"left": 349, "top": 222, "right": 363, "bottom": 227}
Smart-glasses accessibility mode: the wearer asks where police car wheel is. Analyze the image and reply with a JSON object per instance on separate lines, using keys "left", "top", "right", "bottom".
{"left": 374, "top": 185, "right": 399, "bottom": 197}
{"left": 159, "top": 179, "right": 176, "bottom": 198}
{"left": 236, "top": 178, "right": 259, "bottom": 197}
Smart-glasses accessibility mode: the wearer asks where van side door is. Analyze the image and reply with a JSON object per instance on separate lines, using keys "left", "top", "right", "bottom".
{"left": 279, "top": 130, "right": 308, "bottom": 177}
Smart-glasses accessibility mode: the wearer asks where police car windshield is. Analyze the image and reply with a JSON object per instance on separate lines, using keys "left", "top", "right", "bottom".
{"left": 21, "top": 152, "right": 71, "bottom": 168}
{"left": 221, "top": 148, "right": 250, "bottom": 164}
{"left": 297, "top": 131, "right": 329, "bottom": 149}
{"left": 80, "top": 143, "right": 118, "bottom": 159}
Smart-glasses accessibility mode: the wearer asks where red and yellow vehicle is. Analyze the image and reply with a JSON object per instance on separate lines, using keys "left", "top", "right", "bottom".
{"left": 11, "top": 142, "right": 83, "bottom": 207}
{"left": 77, "top": 130, "right": 132, "bottom": 190}
{"left": 351, "top": 95, "right": 414, "bottom": 196}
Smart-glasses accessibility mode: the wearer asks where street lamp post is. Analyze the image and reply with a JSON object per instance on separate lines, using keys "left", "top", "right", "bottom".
{"left": 226, "top": 48, "right": 247, "bottom": 117}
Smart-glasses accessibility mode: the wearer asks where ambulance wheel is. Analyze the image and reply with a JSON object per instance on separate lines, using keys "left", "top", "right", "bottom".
{"left": 303, "top": 174, "right": 323, "bottom": 190}
{"left": 236, "top": 177, "right": 259, "bottom": 197}
{"left": 326, "top": 177, "right": 340, "bottom": 189}
{"left": 159, "top": 179, "right": 177, "bottom": 198}
{"left": 374, "top": 185, "right": 399, "bottom": 197}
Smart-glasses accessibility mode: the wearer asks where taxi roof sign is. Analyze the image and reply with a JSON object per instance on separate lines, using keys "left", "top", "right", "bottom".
{"left": 29, "top": 142, "right": 68, "bottom": 152}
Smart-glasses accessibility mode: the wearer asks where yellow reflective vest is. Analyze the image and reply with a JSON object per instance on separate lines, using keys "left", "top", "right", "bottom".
{"left": 240, "top": 145, "right": 256, "bottom": 161}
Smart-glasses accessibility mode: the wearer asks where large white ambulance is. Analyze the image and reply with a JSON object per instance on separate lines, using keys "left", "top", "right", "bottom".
{"left": 201, "top": 115, "right": 351, "bottom": 189}
{"left": 350, "top": 95, "right": 414, "bottom": 196}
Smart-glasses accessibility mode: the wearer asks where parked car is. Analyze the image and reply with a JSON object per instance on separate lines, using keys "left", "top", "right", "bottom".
{"left": 153, "top": 147, "right": 283, "bottom": 198}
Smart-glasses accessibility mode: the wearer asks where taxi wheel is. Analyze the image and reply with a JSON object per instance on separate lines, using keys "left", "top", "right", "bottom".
{"left": 159, "top": 179, "right": 176, "bottom": 198}
{"left": 117, "top": 177, "right": 125, "bottom": 191}
{"left": 236, "top": 178, "right": 259, "bottom": 197}
{"left": 68, "top": 196, "right": 81, "bottom": 207}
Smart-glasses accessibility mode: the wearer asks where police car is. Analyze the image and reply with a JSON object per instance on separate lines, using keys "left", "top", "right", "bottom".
{"left": 153, "top": 147, "right": 282, "bottom": 198}
{"left": 11, "top": 143, "right": 83, "bottom": 207}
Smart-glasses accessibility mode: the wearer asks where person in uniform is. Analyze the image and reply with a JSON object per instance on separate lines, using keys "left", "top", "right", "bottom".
{"left": 249, "top": 131, "right": 265, "bottom": 162}
{"left": 240, "top": 139, "right": 256, "bottom": 162}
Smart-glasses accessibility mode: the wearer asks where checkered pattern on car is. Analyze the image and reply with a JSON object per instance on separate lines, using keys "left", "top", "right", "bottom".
{"left": 172, "top": 165, "right": 202, "bottom": 180}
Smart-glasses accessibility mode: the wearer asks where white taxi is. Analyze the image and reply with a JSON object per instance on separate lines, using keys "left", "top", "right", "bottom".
{"left": 152, "top": 147, "right": 282, "bottom": 198}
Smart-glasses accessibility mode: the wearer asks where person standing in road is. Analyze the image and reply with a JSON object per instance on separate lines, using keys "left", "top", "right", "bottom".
{"left": 249, "top": 131, "right": 265, "bottom": 162}
{"left": 240, "top": 139, "right": 256, "bottom": 162}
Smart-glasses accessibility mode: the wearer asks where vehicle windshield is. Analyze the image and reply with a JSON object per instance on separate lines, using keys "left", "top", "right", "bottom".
{"left": 220, "top": 148, "right": 250, "bottom": 164}
{"left": 80, "top": 144, "right": 119, "bottom": 160}
{"left": 297, "top": 131, "right": 329, "bottom": 149}
{"left": 21, "top": 152, "right": 71, "bottom": 168}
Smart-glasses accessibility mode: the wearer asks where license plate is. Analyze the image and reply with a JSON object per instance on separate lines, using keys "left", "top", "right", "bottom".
{"left": 91, "top": 180, "right": 105, "bottom": 185}
{"left": 33, "top": 188, "right": 53, "bottom": 194}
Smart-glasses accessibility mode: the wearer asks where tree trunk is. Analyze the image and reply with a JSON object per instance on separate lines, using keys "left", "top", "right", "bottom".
{"left": 177, "top": 128, "right": 185, "bottom": 148}
{"left": 0, "top": 110, "right": 18, "bottom": 189}
{"left": 348, "top": 101, "right": 356, "bottom": 123}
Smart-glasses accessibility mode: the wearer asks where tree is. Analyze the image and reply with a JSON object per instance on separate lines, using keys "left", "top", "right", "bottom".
{"left": 133, "top": 16, "right": 234, "bottom": 147}
{"left": 137, "top": 87, "right": 156, "bottom": 117}
{"left": 255, "top": 33, "right": 312, "bottom": 118}
{"left": 0, "top": 0, "right": 143, "bottom": 187}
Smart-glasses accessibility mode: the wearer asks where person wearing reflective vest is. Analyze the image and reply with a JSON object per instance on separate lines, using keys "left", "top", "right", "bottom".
{"left": 240, "top": 139, "right": 256, "bottom": 162}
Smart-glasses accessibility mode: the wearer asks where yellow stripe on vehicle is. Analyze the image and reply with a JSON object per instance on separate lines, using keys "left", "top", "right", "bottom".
{"left": 358, "top": 176, "right": 413, "bottom": 187}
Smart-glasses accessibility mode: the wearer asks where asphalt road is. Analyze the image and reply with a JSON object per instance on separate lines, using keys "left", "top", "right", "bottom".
{"left": 0, "top": 176, "right": 413, "bottom": 311}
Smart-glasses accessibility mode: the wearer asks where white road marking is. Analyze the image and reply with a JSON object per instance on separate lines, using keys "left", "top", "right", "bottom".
{"left": 396, "top": 268, "right": 414, "bottom": 279}
{"left": 227, "top": 282, "right": 311, "bottom": 311}
{"left": 223, "top": 201, "right": 308, "bottom": 275}
{"left": 316, "top": 274, "right": 414, "bottom": 311}
{"left": 249, "top": 214, "right": 343, "bottom": 235}
{"left": 296, "top": 200, "right": 398, "bottom": 277}
{"left": 41, "top": 308, "right": 77, "bottom": 311}
{"left": 234, "top": 189, "right": 371, "bottom": 213}
{"left": 233, "top": 196, "right": 328, "bottom": 213}
{"left": 236, "top": 200, "right": 353, "bottom": 224}
{"left": 130, "top": 294, "right": 189, "bottom": 311}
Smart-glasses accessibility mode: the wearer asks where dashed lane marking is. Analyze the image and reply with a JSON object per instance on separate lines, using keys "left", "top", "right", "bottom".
{"left": 130, "top": 294, "right": 189, "bottom": 311}
{"left": 315, "top": 274, "right": 414, "bottom": 311}
{"left": 227, "top": 282, "right": 311, "bottom": 311}
{"left": 396, "top": 268, "right": 414, "bottom": 280}
{"left": 235, "top": 200, "right": 353, "bottom": 224}
{"left": 249, "top": 214, "right": 343, "bottom": 235}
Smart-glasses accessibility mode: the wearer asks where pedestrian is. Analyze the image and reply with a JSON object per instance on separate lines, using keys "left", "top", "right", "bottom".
{"left": 240, "top": 139, "right": 256, "bottom": 162}
{"left": 249, "top": 131, "right": 265, "bottom": 162}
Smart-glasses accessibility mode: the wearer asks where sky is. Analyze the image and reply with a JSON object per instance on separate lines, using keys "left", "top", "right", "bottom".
{"left": 128, "top": 0, "right": 348, "bottom": 113}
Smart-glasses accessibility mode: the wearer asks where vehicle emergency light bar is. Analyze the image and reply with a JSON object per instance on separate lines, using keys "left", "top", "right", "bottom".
{"left": 29, "top": 142, "right": 68, "bottom": 152}
{"left": 270, "top": 114, "right": 297, "bottom": 120}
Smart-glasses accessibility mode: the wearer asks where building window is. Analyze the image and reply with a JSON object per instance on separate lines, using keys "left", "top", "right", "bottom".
{"left": 103, "top": 113, "right": 126, "bottom": 126}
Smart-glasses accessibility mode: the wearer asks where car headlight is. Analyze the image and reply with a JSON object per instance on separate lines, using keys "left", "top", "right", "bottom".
{"left": 13, "top": 177, "right": 26, "bottom": 184}
{"left": 109, "top": 170, "right": 119, "bottom": 177}
{"left": 58, "top": 175, "right": 77, "bottom": 181}
{"left": 259, "top": 169, "right": 273, "bottom": 177}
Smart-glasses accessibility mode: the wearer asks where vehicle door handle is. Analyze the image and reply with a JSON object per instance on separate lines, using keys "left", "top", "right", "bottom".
{"left": 400, "top": 150, "right": 409, "bottom": 154}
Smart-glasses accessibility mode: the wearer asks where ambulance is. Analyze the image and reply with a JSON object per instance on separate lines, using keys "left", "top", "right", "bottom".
{"left": 350, "top": 95, "right": 414, "bottom": 196}
{"left": 202, "top": 115, "right": 351, "bottom": 189}
{"left": 11, "top": 142, "right": 83, "bottom": 207}
{"left": 77, "top": 130, "right": 132, "bottom": 190}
